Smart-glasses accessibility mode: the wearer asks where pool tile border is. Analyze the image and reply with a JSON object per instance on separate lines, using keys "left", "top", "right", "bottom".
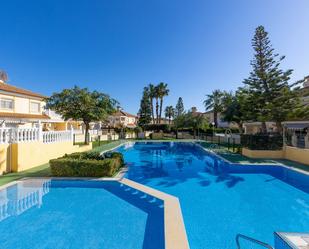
{"left": 120, "top": 178, "right": 190, "bottom": 249}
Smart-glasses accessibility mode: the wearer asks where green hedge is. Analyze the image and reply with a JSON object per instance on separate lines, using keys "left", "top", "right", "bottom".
{"left": 50, "top": 151, "right": 124, "bottom": 177}
{"left": 150, "top": 132, "right": 164, "bottom": 139}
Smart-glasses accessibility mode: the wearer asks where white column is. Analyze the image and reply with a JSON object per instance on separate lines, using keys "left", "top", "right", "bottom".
{"left": 291, "top": 131, "right": 297, "bottom": 147}
{"left": 70, "top": 127, "right": 74, "bottom": 142}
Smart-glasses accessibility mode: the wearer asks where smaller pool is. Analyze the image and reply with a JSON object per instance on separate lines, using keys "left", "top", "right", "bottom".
{"left": 0, "top": 179, "right": 165, "bottom": 249}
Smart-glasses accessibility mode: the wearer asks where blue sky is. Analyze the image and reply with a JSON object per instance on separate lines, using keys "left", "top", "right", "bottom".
{"left": 1, "top": 0, "right": 309, "bottom": 114}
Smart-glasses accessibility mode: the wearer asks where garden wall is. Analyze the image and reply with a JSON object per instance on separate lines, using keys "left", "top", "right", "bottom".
{"left": 284, "top": 146, "right": 309, "bottom": 165}
{"left": 242, "top": 146, "right": 309, "bottom": 166}
{"left": 10, "top": 141, "right": 92, "bottom": 172}
{"left": 0, "top": 144, "right": 10, "bottom": 175}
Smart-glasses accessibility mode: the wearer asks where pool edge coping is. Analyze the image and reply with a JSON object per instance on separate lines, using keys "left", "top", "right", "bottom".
{"left": 194, "top": 142, "right": 309, "bottom": 176}
{"left": 0, "top": 177, "right": 190, "bottom": 249}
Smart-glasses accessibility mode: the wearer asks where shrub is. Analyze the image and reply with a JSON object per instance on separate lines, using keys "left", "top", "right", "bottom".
{"left": 50, "top": 151, "right": 124, "bottom": 177}
{"left": 150, "top": 132, "right": 163, "bottom": 139}
{"left": 103, "top": 152, "right": 124, "bottom": 165}
{"left": 144, "top": 124, "right": 170, "bottom": 132}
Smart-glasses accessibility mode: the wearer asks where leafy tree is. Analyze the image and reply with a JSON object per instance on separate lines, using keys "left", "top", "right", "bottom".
{"left": 221, "top": 90, "right": 250, "bottom": 133}
{"left": 164, "top": 106, "right": 175, "bottom": 124}
{"left": 243, "top": 25, "right": 301, "bottom": 133}
{"left": 45, "top": 86, "right": 117, "bottom": 144}
{"left": 186, "top": 112, "right": 208, "bottom": 138}
{"left": 157, "top": 82, "right": 169, "bottom": 124}
{"left": 175, "top": 97, "right": 184, "bottom": 118}
{"left": 203, "top": 89, "right": 225, "bottom": 128}
{"left": 138, "top": 87, "right": 152, "bottom": 128}
{"left": 173, "top": 113, "right": 186, "bottom": 138}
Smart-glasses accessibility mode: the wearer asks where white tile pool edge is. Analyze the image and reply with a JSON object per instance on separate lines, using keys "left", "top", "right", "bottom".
{"left": 0, "top": 177, "right": 190, "bottom": 249}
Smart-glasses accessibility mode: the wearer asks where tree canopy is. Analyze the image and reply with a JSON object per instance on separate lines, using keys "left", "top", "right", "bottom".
{"left": 175, "top": 97, "right": 184, "bottom": 118}
{"left": 164, "top": 105, "right": 175, "bottom": 124}
{"left": 138, "top": 87, "right": 152, "bottom": 128}
{"left": 45, "top": 86, "right": 117, "bottom": 143}
{"left": 203, "top": 89, "right": 225, "bottom": 127}
{"left": 242, "top": 25, "right": 302, "bottom": 132}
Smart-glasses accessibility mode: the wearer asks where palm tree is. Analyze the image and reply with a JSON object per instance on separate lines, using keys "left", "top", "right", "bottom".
{"left": 148, "top": 84, "right": 156, "bottom": 124}
{"left": 157, "top": 82, "right": 169, "bottom": 124}
{"left": 164, "top": 106, "right": 174, "bottom": 124}
{"left": 203, "top": 89, "right": 224, "bottom": 128}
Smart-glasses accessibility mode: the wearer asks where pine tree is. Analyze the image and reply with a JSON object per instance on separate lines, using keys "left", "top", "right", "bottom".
{"left": 175, "top": 97, "right": 184, "bottom": 118}
{"left": 243, "top": 25, "right": 297, "bottom": 133}
{"left": 138, "top": 87, "right": 152, "bottom": 128}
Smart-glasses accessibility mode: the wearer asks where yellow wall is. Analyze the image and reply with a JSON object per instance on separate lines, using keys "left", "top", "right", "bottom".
{"left": 242, "top": 147, "right": 284, "bottom": 159}
{"left": 11, "top": 141, "right": 92, "bottom": 172}
{"left": 0, "top": 144, "right": 10, "bottom": 174}
{"left": 242, "top": 146, "right": 309, "bottom": 166}
{"left": 284, "top": 146, "right": 309, "bottom": 165}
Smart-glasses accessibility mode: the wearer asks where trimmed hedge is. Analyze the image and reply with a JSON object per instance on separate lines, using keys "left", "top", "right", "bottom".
{"left": 50, "top": 151, "right": 124, "bottom": 177}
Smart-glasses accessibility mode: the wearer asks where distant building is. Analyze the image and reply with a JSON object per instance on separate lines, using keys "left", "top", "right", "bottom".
{"left": 190, "top": 107, "right": 234, "bottom": 128}
{"left": 108, "top": 109, "right": 137, "bottom": 128}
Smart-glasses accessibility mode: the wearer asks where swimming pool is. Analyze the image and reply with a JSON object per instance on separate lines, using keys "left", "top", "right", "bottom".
{"left": 117, "top": 142, "right": 309, "bottom": 249}
{"left": 0, "top": 179, "right": 165, "bottom": 249}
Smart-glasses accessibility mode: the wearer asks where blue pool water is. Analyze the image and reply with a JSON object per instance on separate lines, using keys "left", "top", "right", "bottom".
{"left": 0, "top": 180, "right": 164, "bottom": 249}
{"left": 117, "top": 142, "right": 309, "bottom": 249}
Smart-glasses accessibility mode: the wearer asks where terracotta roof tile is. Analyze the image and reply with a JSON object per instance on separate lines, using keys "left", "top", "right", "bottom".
{"left": 0, "top": 112, "right": 50, "bottom": 120}
{"left": 0, "top": 83, "right": 46, "bottom": 99}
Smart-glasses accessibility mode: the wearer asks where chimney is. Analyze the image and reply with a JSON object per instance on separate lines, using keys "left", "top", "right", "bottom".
{"left": 304, "top": 75, "right": 309, "bottom": 88}
{"left": 191, "top": 107, "right": 197, "bottom": 113}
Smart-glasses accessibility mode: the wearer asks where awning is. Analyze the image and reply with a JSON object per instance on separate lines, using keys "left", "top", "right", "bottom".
{"left": 284, "top": 123, "right": 309, "bottom": 131}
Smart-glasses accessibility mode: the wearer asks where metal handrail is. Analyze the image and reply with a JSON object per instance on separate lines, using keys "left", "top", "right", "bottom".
{"left": 236, "top": 234, "right": 274, "bottom": 249}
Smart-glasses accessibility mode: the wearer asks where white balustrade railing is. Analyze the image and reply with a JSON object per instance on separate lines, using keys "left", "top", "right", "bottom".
{"left": 0, "top": 128, "right": 11, "bottom": 144}
{"left": 42, "top": 130, "right": 72, "bottom": 143}
{"left": 0, "top": 128, "right": 73, "bottom": 144}
{"left": 11, "top": 128, "right": 39, "bottom": 143}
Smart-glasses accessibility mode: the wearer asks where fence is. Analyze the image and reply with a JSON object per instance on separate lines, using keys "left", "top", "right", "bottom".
{"left": 0, "top": 128, "right": 73, "bottom": 144}
{"left": 241, "top": 134, "right": 283, "bottom": 150}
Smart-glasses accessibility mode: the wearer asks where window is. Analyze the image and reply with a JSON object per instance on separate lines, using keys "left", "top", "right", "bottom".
{"left": 0, "top": 98, "right": 14, "bottom": 110}
{"left": 30, "top": 102, "right": 40, "bottom": 113}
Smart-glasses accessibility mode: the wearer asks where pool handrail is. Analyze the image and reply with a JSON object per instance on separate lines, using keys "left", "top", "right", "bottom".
{"left": 236, "top": 234, "right": 274, "bottom": 249}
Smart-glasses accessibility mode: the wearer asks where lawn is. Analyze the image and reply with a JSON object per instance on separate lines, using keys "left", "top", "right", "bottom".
{"left": 0, "top": 140, "right": 125, "bottom": 187}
